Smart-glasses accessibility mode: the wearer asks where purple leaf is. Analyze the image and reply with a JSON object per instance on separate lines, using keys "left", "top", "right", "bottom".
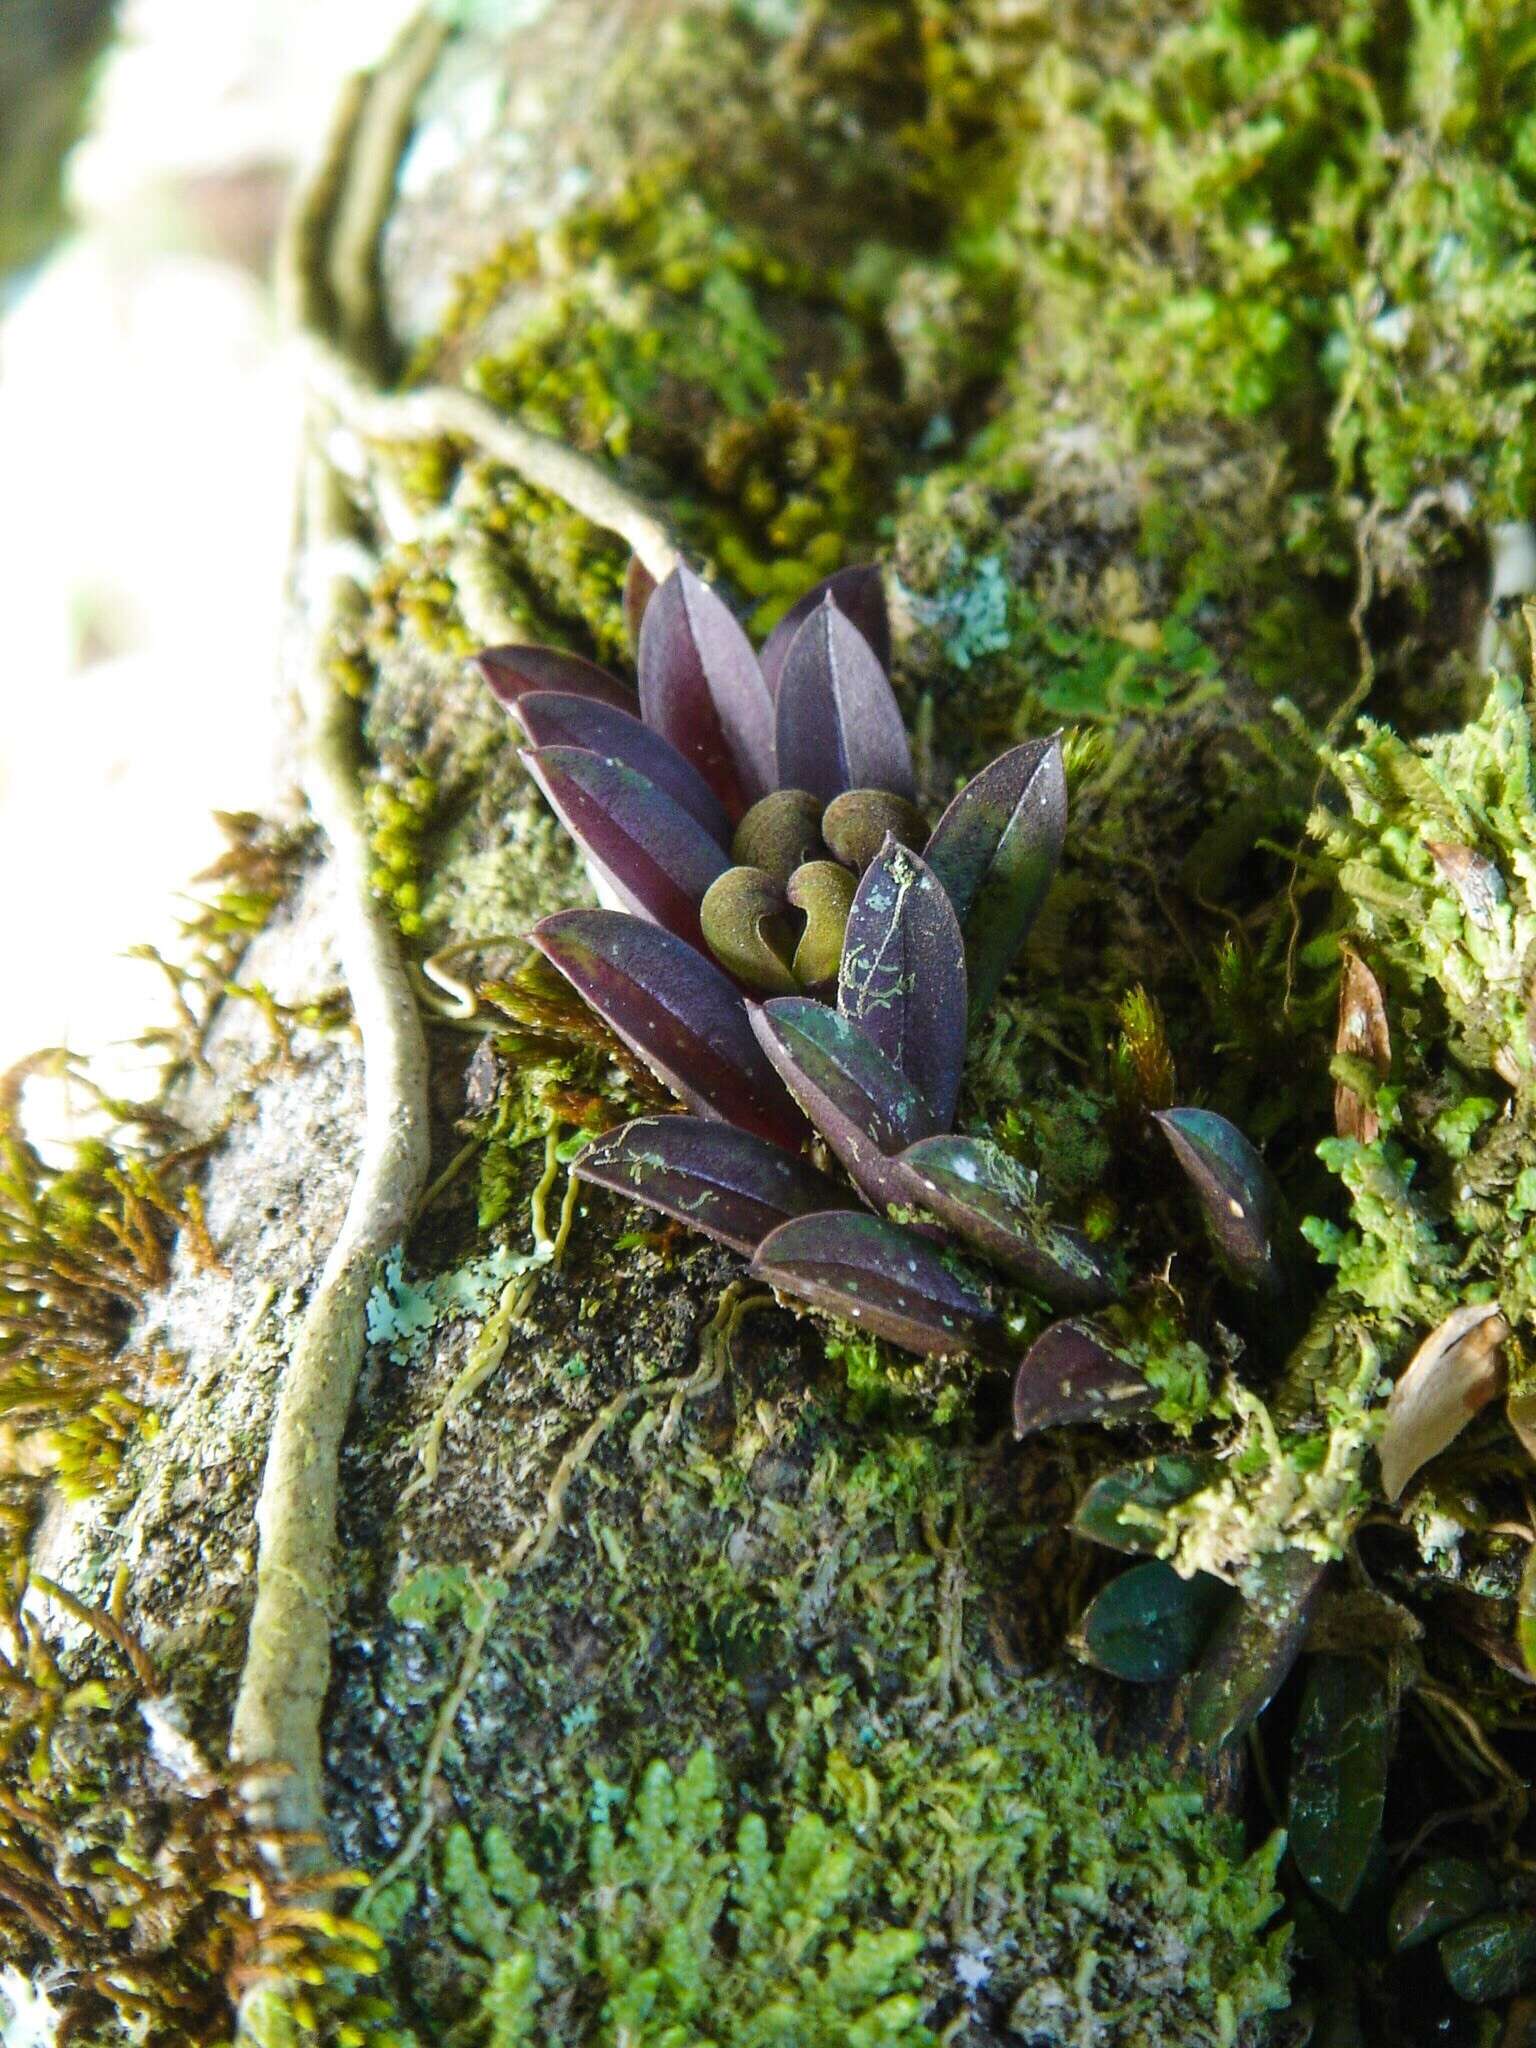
{"left": 838, "top": 838, "right": 967, "bottom": 1129}
{"left": 639, "top": 565, "right": 776, "bottom": 815}
{"left": 476, "top": 644, "right": 636, "bottom": 713}
{"left": 532, "top": 911, "right": 804, "bottom": 1147}
{"left": 775, "top": 601, "right": 915, "bottom": 804}
{"left": 573, "top": 1115, "right": 841, "bottom": 1255}
{"left": 758, "top": 565, "right": 891, "bottom": 697}
{"left": 896, "top": 1135, "right": 1117, "bottom": 1307}
{"left": 522, "top": 747, "right": 730, "bottom": 948}
{"left": 924, "top": 737, "right": 1066, "bottom": 1018}
{"left": 751, "top": 1210, "right": 1006, "bottom": 1360}
{"left": 751, "top": 996, "right": 934, "bottom": 1213}
{"left": 512, "top": 693, "right": 731, "bottom": 845}
{"left": 1153, "top": 1108, "right": 1287, "bottom": 1294}
{"left": 1012, "top": 1319, "right": 1154, "bottom": 1437}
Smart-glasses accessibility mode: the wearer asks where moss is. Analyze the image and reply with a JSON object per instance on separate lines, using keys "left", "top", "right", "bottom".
{"left": 365, "top": 770, "right": 439, "bottom": 939}
{"left": 1315, "top": 673, "right": 1536, "bottom": 1091}
{"left": 445, "top": 178, "right": 900, "bottom": 629}
{"left": 0, "top": 1565, "right": 395, "bottom": 2045}
{"left": 325, "top": 1142, "right": 1289, "bottom": 2044}
{"left": 0, "top": 1061, "right": 224, "bottom": 1547}
{"left": 428, "top": 1748, "right": 935, "bottom": 2045}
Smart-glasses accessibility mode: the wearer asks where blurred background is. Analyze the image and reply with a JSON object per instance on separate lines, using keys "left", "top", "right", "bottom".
{"left": 0, "top": 0, "right": 419, "bottom": 1120}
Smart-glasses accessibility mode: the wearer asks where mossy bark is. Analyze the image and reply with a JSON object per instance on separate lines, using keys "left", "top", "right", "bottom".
{"left": 25, "top": 3, "right": 1535, "bottom": 2042}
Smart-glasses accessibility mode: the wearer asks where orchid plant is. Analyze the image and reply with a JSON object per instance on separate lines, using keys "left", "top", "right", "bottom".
{"left": 476, "top": 561, "right": 1289, "bottom": 1429}
{"left": 475, "top": 567, "right": 1536, "bottom": 1977}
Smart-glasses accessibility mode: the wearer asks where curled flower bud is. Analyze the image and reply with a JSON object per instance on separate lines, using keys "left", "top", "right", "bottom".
{"left": 731, "top": 789, "right": 827, "bottom": 883}
{"left": 821, "top": 787, "right": 928, "bottom": 872}
{"left": 785, "top": 861, "right": 856, "bottom": 989}
{"left": 700, "top": 866, "right": 800, "bottom": 994}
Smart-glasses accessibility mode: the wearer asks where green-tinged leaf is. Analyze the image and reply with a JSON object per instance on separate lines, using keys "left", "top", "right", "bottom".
{"left": 1288, "top": 1655, "right": 1394, "bottom": 1911}
{"left": 838, "top": 837, "right": 967, "bottom": 1130}
{"left": 1072, "top": 1455, "right": 1211, "bottom": 1555}
{"left": 1187, "top": 1550, "right": 1327, "bottom": 1753}
{"left": 1440, "top": 1913, "right": 1536, "bottom": 2004}
{"left": 1154, "top": 1107, "right": 1288, "bottom": 1295}
{"left": 899, "top": 1134, "right": 1117, "bottom": 1309}
{"left": 1522, "top": 1539, "right": 1536, "bottom": 1681}
{"left": 751, "top": 996, "right": 934, "bottom": 1214}
{"left": 924, "top": 736, "right": 1066, "bottom": 1018}
{"left": 1389, "top": 1859, "right": 1498, "bottom": 1954}
{"left": 1076, "top": 1562, "right": 1230, "bottom": 1683}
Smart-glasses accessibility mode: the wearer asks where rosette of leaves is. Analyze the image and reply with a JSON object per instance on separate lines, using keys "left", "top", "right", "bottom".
{"left": 478, "top": 562, "right": 1522, "bottom": 2013}
{"left": 477, "top": 561, "right": 1289, "bottom": 1373}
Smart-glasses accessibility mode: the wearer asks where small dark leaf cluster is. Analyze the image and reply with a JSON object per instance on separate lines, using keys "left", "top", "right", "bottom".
{"left": 478, "top": 562, "right": 1287, "bottom": 1395}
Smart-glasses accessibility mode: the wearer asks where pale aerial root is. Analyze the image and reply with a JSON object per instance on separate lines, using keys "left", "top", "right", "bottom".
{"left": 226, "top": 435, "right": 433, "bottom": 1851}
{"left": 227, "top": 3, "right": 690, "bottom": 2004}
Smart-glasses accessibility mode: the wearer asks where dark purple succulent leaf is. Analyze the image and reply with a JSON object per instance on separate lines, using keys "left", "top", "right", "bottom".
{"left": 573, "top": 1115, "right": 841, "bottom": 1255}
{"left": 775, "top": 600, "right": 915, "bottom": 804}
{"left": 1073, "top": 1455, "right": 1213, "bottom": 1554}
{"left": 758, "top": 565, "right": 891, "bottom": 698}
{"left": 476, "top": 643, "right": 636, "bottom": 712}
{"left": 1288, "top": 1653, "right": 1394, "bottom": 1912}
{"left": 750, "top": 1209, "right": 1006, "bottom": 1361}
{"left": 1390, "top": 1860, "right": 1499, "bottom": 1955}
{"left": 532, "top": 910, "right": 803, "bottom": 1147}
{"left": 1075, "top": 1562, "right": 1231, "bottom": 1684}
{"left": 751, "top": 996, "right": 935, "bottom": 1214}
{"left": 522, "top": 746, "right": 729, "bottom": 949}
{"left": 623, "top": 554, "right": 657, "bottom": 654}
{"left": 924, "top": 737, "right": 1066, "bottom": 1020}
{"left": 1186, "top": 1549, "right": 1328, "bottom": 1754}
{"left": 639, "top": 565, "right": 775, "bottom": 815}
{"left": 513, "top": 693, "right": 731, "bottom": 846}
{"left": 1012, "top": 1318, "right": 1154, "bottom": 1437}
{"left": 896, "top": 1134, "right": 1116, "bottom": 1307}
{"left": 838, "top": 838, "right": 967, "bottom": 1130}
{"left": 1154, "top": 1108, "right": 1287, "bottom": 1295}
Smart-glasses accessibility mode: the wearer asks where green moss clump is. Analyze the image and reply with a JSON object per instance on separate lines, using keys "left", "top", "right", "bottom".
{"left": 447, "top": 175, "right": 899, "bottom": 630}
{"left": 1305, "top": 667, "right": 1536, "bottom": 1327}
{"left": 335, "top": 1240, "right": 1290, "bottom": 2047}
{"left": 0, "top": 1062, "right": 225, "bottom": 1544}
{"left": 431, "top": 1748, "right": 934, "bottom": 2046}
{"left": 365, "top": 769, "right": 439, "bottom": 939}
{"left": 0, "top": 1565, "right": 396, "bottom": 2046}
{"left": 375, "top": 1679, "right": 1288, "bottom": 2047}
